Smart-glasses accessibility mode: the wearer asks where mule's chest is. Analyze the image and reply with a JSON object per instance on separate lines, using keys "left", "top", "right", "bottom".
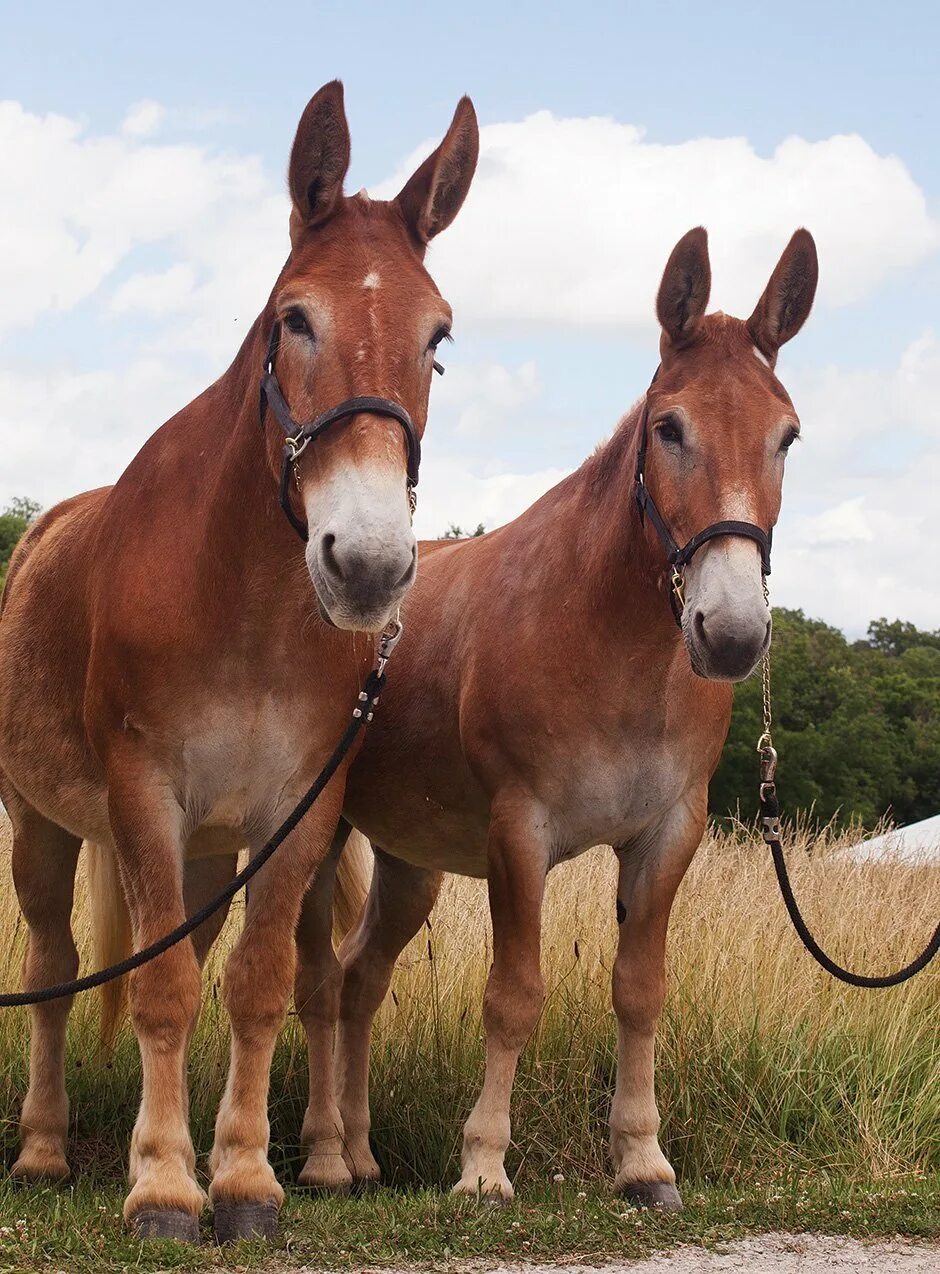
{"left": 544, "top": 730, "right": 701, "bottom": 856}
{"left": 177, "top": 691, "right": 318, "bottom": 842}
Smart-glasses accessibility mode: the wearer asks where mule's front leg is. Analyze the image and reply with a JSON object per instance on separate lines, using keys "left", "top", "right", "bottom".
{"left": 293, "top": 829, "right": 353, "bottom": 1192}
{"left": 610, "top": 804, "right": 704, "bottom": 1211}
{"left": 107, "top": 769, "right": 206, "bottom": 1241}
{"left": 454, "top": 798, "right": 548, "bottom": 1201}
{"left": 208, "top": 792, "right": 344, "bottom": 1242}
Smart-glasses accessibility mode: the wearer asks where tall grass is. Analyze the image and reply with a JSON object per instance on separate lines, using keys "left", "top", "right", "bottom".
{"left": 0, "top": 814, "right": 937, "bottom": 1193}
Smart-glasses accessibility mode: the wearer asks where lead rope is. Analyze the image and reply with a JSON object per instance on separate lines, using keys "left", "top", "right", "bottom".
{"left": 0, "top": 621, "right": 404, "bottom": 1009}
{"left": 757, "top": 587, "right": 939, "bottom": 988}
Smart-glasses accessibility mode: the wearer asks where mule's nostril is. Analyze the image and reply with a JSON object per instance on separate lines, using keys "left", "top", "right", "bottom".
{"left": 395, "top": 542, "right": 417, "bottom": 591}
{"left": 320, "top": 532, "right": 341, "bottom": 581}
{"left": 694, "top": 610, "right": 707, "bottom": 643}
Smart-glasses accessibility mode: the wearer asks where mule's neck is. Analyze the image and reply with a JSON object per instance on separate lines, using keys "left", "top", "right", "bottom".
{"left": 561, "top": 398, "right": 683, "bottom": 650}
{"left": 194, "top": 301, "right": 300, "bottom": 554}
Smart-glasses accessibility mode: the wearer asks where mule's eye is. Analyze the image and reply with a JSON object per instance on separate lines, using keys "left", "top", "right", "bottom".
{"left": 656, "top": 417, "right": 684, "bottom": 448}
{"left": 284, "top": 309, "right": 311, "bottom": 337}
{"left": 428, "top": 325, "right": 452, "bottom": 352}
{"left": 779, "top": 426, "right": 800, "bottom": 453}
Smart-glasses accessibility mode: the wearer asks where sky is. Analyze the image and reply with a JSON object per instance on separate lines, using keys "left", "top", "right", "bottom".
{"left": 1, "top": 0, "right": 938, "bottom": 635}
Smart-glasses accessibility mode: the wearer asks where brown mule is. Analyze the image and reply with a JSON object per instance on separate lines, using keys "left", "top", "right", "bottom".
{"left": 296, "top": 227, "right": 819, "bottom": 1204}
{"left": 0, "top": 81, "right": 477, "bottom": 1241}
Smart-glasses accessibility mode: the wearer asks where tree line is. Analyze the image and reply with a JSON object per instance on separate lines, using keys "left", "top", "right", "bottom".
{"left": 2, "top": 503, "right": 936, "bottom": 829}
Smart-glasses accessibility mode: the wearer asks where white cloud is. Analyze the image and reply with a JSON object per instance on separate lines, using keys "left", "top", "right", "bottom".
{"left": 413, "top": 456, "right": 568, "bottom": 540}
{"left": 791, "top": 497, "right": 874, "bottom": 548}
{"left": 121, "top": 99, "right": 165, "bottom": 138}
{"left": 0, "top": 99, "right": 274, "bottom": 337}
{"left": 0, "top": 359, "right": 204, "bottom": 509}
{"left": 1, "top": 98, "right": 938, "bottom": 633}
{"left": 433, "top": 359, "right": 540, "bottom": 436}
{"left": 111, "top": 263, "right": 196, "bottom": 315}
{"left": 387, "top": 114, "right": 939, "bottom": 329}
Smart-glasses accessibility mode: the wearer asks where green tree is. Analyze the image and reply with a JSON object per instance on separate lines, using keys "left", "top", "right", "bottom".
{"left": 711, "top": 608, "right": 940, "bottom": 829}
{"left": 0, "top": 497, "right": 41, "bottom": 593}
{"left": 440, "top": 522, "right": 485, "bottom": 539}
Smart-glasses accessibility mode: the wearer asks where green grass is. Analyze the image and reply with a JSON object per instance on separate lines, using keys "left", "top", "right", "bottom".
{"left": 0, "top": 1177, "right": 937, "bottom": 1272}
{"left": 1, "top": 818, "right": 938, "bottom": 1268}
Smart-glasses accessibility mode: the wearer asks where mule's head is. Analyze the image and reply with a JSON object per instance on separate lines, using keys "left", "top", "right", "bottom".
{"left": 642, "top": 226, "right": 818, "bottom": 680}
{"left": 266, "top": 81, "right": 478, "bottom": 630}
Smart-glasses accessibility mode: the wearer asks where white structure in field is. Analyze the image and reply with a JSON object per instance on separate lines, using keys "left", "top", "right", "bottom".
{"left": 849, "top": 814, "right": 940, "bottom": 864}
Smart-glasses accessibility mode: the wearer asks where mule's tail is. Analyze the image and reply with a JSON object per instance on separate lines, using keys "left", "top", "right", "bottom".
{"left": 85, "top": 842, "right": 132, "bottom": 1055}
{"left": 333, "top": 829, "right": 373, "bottom": 946}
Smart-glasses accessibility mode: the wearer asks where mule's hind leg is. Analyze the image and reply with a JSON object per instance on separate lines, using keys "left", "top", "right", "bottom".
{"left": 332, "top": 846, "right": 442, "bottom": 1184}
{"left": 610, "top": 799, "right": 705, "bottom": 1211}
{"left": 5, "top": 790, "right": 81, "bottom": 1182}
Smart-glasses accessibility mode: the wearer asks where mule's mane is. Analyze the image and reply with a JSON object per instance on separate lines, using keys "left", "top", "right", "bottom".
{"left": 587, "top": 396, "right": 645, "bottom": 496}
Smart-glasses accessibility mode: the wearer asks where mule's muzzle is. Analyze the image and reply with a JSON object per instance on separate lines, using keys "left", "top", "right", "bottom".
{"left": 687, "top": 607, "right": 771, "bottom": 682}
{"left": 313, "top": 532, "right": 417, "bottom": 632}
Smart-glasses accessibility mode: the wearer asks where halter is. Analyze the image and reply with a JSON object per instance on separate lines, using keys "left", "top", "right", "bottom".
{"left": 634, "top": 367, "right": 773, "bottom": 625}
{"left": 259, "top": 320, "right": 423, "bottom": 541}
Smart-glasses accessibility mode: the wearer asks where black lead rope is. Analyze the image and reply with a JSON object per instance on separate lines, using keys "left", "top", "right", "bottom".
{"left": 0, "top": 668, "right": 386, "bottom": 1009}
{"left": 758, "top": 756, "right": 940, "bottom": 988}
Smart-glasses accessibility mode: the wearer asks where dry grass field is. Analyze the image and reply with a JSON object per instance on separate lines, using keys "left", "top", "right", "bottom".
{"left": 0, "top": 811, "right": 937, "bottom": 1269}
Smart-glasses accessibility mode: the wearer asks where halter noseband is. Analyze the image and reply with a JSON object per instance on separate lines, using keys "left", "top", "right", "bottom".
{"left": 634, "top": 367, "right": 772, "bottom": 626}
{"left": 259, "top": 320, "right": 422, "bottom": 541}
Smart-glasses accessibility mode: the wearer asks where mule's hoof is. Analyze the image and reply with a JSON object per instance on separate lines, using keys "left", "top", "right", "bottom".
{"left": 10, "top": 1152, "right": 70, "bottom": 1184}
{"left": 213, "top": 1199, "right": 279, "bottom": 1243}
{"left": 298, "top": 1155, "right": 353, "bottom": 1193}
{"left": 452, "top": 1177, "right": 514, "bottom": 1205}
{"left": 619, "top": 1180, "right": 683, "bottom": 1211}
{"left": 130, "top": 1208, "right": 201, "bottom": 1242}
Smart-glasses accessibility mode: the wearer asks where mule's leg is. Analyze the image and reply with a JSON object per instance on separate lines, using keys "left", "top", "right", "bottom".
{"left": 291, "top": 827, "right": 351, "bottom": 1191}
{"left": 331, "top": 847, "right": 443, "bottom": 1184}
{"left": 454, "top": 799, "right": 548, "bottom": 1201}
{"left": 610, "top": 801, "right": 704, "bottom": 1211}
{"left": 208, "top": 793, "right": 344, "bottom": 1242}
{"left": 6, "top": 792, "right": 81, "bottom": 1182}
{"left": 184, "top": 853, "right": 238, "bottom": 969}
{"left": 107, "top": 770, "right": 205, "bottom": 1240}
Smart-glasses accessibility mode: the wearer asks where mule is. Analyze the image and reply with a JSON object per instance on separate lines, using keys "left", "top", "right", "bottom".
{"left": 0, "top": 80, "right": 478, "bottom": 1241}
{"left": 298, "top": 226, "right": 819, "bottom": 1204}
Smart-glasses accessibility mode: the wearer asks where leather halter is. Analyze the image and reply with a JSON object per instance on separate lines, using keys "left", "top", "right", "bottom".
{"left": 259, "top": 320, "right": 422, "bottom": 541}
{"left": 634, "top": 367, "right": 773, "bottom": 625}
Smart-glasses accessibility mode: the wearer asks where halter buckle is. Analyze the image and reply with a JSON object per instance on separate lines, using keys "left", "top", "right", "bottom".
{"left": 376, "top": 614, "right": 404, "bottom": 678}
{"left": 285, "top": 433, "right": 310, "bottom": 463}
{"left": 758, "top": 740, "right": 777, "bottom": 785}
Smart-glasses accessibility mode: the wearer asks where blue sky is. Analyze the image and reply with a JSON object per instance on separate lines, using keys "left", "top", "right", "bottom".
{"left": 1, "top": 1, "right": 938, "bottom": 631}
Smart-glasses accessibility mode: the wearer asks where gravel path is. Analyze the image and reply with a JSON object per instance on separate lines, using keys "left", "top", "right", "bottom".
{"left": 347, "top": 1232, "right": 939, "bottom": 1274}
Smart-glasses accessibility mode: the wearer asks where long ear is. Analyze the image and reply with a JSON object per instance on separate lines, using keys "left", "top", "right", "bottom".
{"left": 747, "top": 229, "right": 818, "bottom": 364}
{"left": 395, "top": 97, "right": 479, "bottom": 245}
{"left": 657, "top": 227, "right": 711, "bottom": 346}
{"left": 288, "top": 81, "right": 351, "bottom": 245}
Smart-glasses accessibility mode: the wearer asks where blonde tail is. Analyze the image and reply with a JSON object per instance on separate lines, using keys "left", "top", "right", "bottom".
{"left": 332, "top": 829, "right": 373, "bottom": 946}
{"left": 85, "top": 842, "right": 132, "bottom": 1055}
